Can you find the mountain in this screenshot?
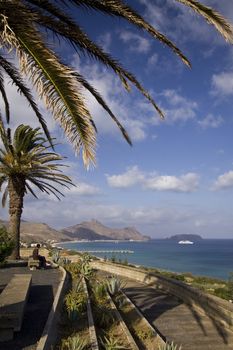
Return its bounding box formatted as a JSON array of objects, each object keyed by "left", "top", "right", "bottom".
[
  {"left": 62, "top": 219, "right": 150, "bottom": 241},
  {"left": 0, "top": 218, "right": 149, "bottom": 243},
  {"left": 167, "top": 234, "right": 203, "bottom": 241},
  {"left": 0, "top": 219, "right": 69, "bottom": 244}
]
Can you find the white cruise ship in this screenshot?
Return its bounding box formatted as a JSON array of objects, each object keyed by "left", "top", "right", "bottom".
[{"left": 178, "top": 240, "right": 194, "bottom": 245}]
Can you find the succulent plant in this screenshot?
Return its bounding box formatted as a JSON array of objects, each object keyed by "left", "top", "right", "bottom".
[
  {"left": 64, "top": 290, "right": 87, "bottom": 320},
  {"left": 61, "top": 335, "right": 87, "bottom": 350},
  {"left": 159, "top": 341, "right": 182, "bottom": 350},
  {"left": 107, "top": 277, "right": 124, "bottom": 296},
  {"left": 100, "top": 336, "right": 129, "bottom": 350}
]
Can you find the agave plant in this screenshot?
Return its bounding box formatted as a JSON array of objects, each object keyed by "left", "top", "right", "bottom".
[
  {"left": 94, "top": 281, "right": 108, "bottom": 300},
  {"left": 159, "top": 341, "right": 182, "bottom": 350},
  {"left": 100, "top": 336, "right": 128, "bottom": 350},
  {"left": 64, "top": 290, "right": 87, "bottom": 321},
  {"left": 61, "top": 335, "right": 87, "bottom": 350},
  {"left": 51, "top": 249, "right": 60, "bottom": 264},
  {"left": 65, "top": 262, "right": 81, "bottom": 279},
  {"left": 94, "top": 304, "right": 115, "bottom": 328},
  {"left": 107, "top": 277, "right": 125, "bottom": 296}
]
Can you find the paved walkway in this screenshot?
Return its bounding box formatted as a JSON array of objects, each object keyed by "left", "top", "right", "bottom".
[
  {"left": 0, "top": 264, "right": 62, "bottom": 350},
  {"left": 123, "top": 278, "right": 233, "bottom": 350}
]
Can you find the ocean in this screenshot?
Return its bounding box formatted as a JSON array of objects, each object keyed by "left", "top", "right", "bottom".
[{"left": 58, "top": 239, "right": 233, "bottom": 280}]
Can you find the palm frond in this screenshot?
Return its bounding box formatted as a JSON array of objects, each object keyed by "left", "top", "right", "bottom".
[
  {"left": 25, "top": 182, "right": 38, "bottom": 198},
  {"left": 71, "top": 0, "right": 233, "bottom": 44},
  {"left": 29, "top": 7, "right": 164, "bottom": 120},
  {"left": 73, "top": 72, "right": 132, "bottom": 145},
  {"left": 0, "top": 175, "right": 7, "bottom": 190},
  {"left": 66, "top": 0, "right": 191, "bottom": 66},
  {"left": 0, "top": 55, "right": 52, "bottom": 146},
  {"left": 176, "top": 0, "right": 233, "bottom": 43},
  {"left": 0, "top": 124, "right": 73, "bottom": 201},
  {"left": 0, "top": 69, "right": 9, "bottom": 122},
  {"left": 2, "top": 13, "right": 96, "bottom": 167},
  {"left": 1, "top": 184, "right": 8, "bottom": 207}
]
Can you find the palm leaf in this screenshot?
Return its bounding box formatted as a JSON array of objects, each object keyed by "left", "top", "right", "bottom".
[
  {"left": 5, "top": 15, "right": 96, "bottom": 166},
  {"left": 176, "top": 0, "right": 233, "bottom": 43},
  {"left": 29, "top": 7, "right": 164, "bottom": 120},
  {"left": 0, "top": 69, "right": 10, "bottom": 122},
  {"left": 72, "top": 0, "right": 233, "bottom": 44},
  {"left": 68, "top": 0, "right": 191, "bottom": 66},
  {"left": 0, "top": 55, "right": 52, "bottom": 146},
  {"left": 1, "top": 185, "right": 8, "bottom": 207}
]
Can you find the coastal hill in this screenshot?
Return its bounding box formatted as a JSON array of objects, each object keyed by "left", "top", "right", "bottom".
[
  {"left": 167, "top": 234, "right": 203, "bottom": 241},
  {"left": 0, "top": 218, "right": 68, "bottom": 244},
  {"left": 62, "top": 219, "right": 150, "bottom": 241},
  {"left": 0, "top": 218, "right": 149, "bottom": 243}
]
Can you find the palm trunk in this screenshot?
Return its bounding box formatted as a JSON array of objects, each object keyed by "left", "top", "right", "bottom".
[{"left": 8, "top": 176, "right": 25, "bottom": 260}]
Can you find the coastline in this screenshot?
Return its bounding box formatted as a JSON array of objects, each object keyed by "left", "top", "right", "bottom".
[
  {"left": 53, "top": 239, "right": 233, "bottom": 280},
  {"left": 53, "top": 239, "right": 147, "bottom": 245}
]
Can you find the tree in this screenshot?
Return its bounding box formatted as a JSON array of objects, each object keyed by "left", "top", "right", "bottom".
[
  {"left": 0, "top": 124, "right": 73, "bottom": 259},
  {"left": 0, "top": 225, "right": 14, "bottom": 263},
  {"left": 0, "top": 1, "right": 232, "bottom": 167}
]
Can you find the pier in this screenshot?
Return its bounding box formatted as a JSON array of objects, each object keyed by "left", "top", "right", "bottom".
[{"left": 79, "top": 250, "right": 134, "bottom": 254}]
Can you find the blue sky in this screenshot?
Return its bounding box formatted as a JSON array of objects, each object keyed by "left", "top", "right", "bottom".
[{"left": 1, "top": 0, "right": 233, "bottom": 238}]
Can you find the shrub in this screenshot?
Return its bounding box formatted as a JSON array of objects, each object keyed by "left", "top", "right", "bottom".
[
  {"left": 228, "top": 272, "right": 233, "bottom": 300},
  {"left": 213, "top": 287, "right": 230, "bottom": 300},
  {"left": 0, "top": 226, "right": 14, "bottom": 263}
]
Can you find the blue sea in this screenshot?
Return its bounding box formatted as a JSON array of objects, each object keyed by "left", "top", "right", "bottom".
[{"left": 58, "top": 239, "right": 233, "bottom": 280}]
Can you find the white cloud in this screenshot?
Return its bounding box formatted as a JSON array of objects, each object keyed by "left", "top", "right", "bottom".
[
  {"left": 148, "top": 53, "right": 159, "bottom": 66},
  {"left": 0, "top": 76, "right": 57, "bottom": 138},
  {"left": 198, "top": 114, "right": 223, "bottom": 129},
  {"left": 144, "top": 173, "right": 199, "bottom": 192},
  {"left": 212, "top": 71, "right": 233, "bottom": 96},
  {"left": 123, "top": 119, "right": 146, "bottom": 141},
  {"left": 64, "top": 182, "right": 101, "bottom": 196},
  {"left": 139, "top": 0, "right": 229, "bottom": 46},
  {"left": 71, "top": 56, "right": 150, "bottom": 142},
  {"left": 98, "top": 32, "right": 112, "bottom": 52},
  {"left": 156, "top": 89, "right": 198, "bottom": 124},
  {"left": 106, "top": 166, "right": 199, "bottom": 192},
  {"left": 106, "top": 166, "right": 145, "bottom": 188},
  {"left": 119, "top": 30, "right": 151, "bottom": 53},
  {"left": 213, "top": 171, "right": 233, "bottom": 190}
]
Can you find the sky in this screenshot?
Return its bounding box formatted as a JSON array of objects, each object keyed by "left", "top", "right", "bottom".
[{"left": 1, "top": 0, "right": 233, "bottom": 238}]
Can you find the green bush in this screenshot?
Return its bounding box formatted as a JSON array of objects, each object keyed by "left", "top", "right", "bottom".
[
  {"left": 213, "top": 287, "right": 230, "bottom": 300},
  {"left": 0, "top": 226, "right": 14, "bottom": 264}
]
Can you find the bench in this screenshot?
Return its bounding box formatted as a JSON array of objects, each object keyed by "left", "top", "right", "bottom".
[
  {"left": 28, "top": 256, "right": 40, "bottom": 270},
  {"left": 0, "top": 274, "right": 32, "bottom": 341}
]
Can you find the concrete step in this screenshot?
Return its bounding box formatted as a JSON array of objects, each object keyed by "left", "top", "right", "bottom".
[{"left": 123, "top": 281, "right": 233, "bottom": 350}]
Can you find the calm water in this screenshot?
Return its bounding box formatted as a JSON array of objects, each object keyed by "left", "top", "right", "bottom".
[{"left": 59, "top": 239, "right": 233, "bottom": 280}]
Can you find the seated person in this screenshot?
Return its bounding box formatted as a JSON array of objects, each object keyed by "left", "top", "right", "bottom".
[{"left": 32, "top": 244, "right": 46, "bottom": 268}]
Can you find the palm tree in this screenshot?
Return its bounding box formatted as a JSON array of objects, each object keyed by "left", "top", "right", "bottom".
[
  {"left": 0, "top": 124, "right": 73, "bottom": 259},
  {"left": 0, "top": 1, "right": 232, "bottom": 167}
]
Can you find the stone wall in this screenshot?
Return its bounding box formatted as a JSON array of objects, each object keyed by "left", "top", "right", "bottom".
[{"left": 91, "top": 260, "right": 233, "bottom": 329}]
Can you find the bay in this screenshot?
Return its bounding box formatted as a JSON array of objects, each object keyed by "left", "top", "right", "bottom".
[{"left": 58, "top": 239, "right": 233, "bottom": 280}]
